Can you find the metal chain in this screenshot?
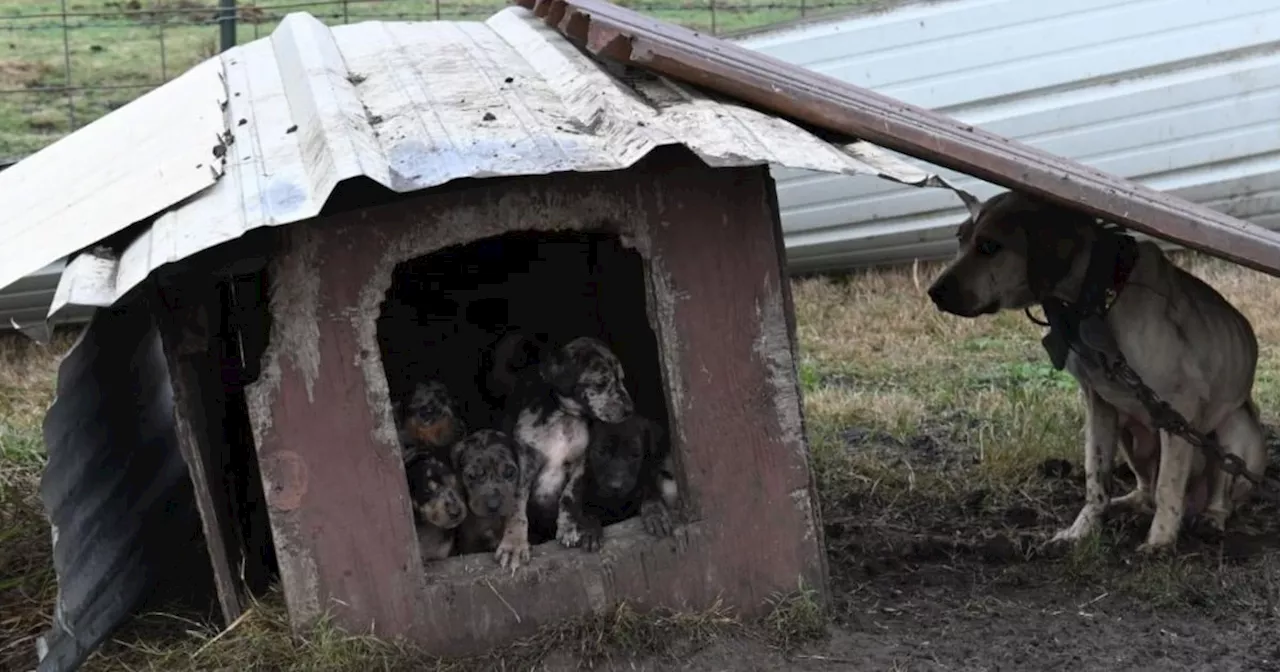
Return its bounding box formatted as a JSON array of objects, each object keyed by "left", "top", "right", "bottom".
[{"left": 1096, "top": 346, "right": 1280, "bottom": 500}]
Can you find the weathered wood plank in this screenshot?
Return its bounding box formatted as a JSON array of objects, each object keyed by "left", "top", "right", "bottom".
[{"left": 154, "top": 282, "right": 247, "bottom": 625}]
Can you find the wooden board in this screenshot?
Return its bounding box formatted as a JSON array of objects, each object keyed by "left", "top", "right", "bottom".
[{"left": 154, "top": 282, "right": 248, "bottom": 625}]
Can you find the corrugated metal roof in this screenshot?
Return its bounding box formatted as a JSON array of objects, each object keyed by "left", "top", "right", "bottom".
[
  {"left": 518, "top": 0, "right": 1280, "bottom": 279},
  {"left": 738, "top": 0, "right": 1280, "bottom": 271},
  {"left": 0, "top": 8, "right": 947, "bottom": 324}
]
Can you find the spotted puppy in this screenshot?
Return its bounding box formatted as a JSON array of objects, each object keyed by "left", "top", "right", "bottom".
[
  {"left": 396, "top": 380, "right": 467, "bottom": 451},
  {"left": 504, "top": 337, "right": 635, "bottom": 561},
  {"left": 450, "top": 429, "right": 538, "bottom": 565},
  {"left": 566, "top": 414, "right": 680, "bottom": 551},
  {"left": 403, "top": 445, "right": 468, "bottom": 561}
]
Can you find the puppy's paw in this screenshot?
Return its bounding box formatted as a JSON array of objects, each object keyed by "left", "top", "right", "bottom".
[
  {"left": 495, "top": 535, "right": 531, "bottom": 570},
  {"left": 580, "top": 519, "right": 604, "bottom": 553},
  {"left": 641, "top": 499, "right": 674, "bottom": 538},
  {"left": 556, "top": 516, "right": 583, "bottom": 549}
]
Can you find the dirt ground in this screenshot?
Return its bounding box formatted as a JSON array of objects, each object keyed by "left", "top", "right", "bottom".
[{"left": 541, "top": 426, "right": 1280, "bottom": 672}]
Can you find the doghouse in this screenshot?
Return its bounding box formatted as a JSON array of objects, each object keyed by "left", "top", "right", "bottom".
[{"left": 3, "top": 8, "right": 972, "bottom": 668}]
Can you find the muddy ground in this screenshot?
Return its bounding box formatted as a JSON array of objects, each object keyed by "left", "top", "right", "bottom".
[{"left": 545, "top": 424, "right": 1280, "bottom": 672}]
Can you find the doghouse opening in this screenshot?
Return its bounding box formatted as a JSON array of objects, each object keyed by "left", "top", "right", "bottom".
[{"left": 375, "top": 230, "right": 675, "bottom": 569}]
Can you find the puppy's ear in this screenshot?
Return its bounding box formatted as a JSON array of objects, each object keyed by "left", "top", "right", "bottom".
[
  {"left": 539, "top": 349, "right": 578, "bottom": 396},
  {"left": 449, "top": 438, "right": 468, "bottom": 471}
]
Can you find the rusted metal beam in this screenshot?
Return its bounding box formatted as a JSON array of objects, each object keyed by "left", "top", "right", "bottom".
[{"left": 516, "top": 0, "right": 1280, "bottom": 278}]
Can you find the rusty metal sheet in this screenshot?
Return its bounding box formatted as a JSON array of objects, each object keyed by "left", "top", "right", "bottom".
[
  {"left": 31, "top": 8, "right": 957, "bottom": 328},
  {"left": 516, "top": 0, "right": 1280, "bottom": 278},
  {"left": 35, "top": 296, "right": 211, "bottom": 672}
]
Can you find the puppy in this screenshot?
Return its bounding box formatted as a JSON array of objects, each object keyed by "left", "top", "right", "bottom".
[
  {"left": 403, "top": 445, "right": 468, "bottom": 561},
  {"left": 482, "top": 331, "right": 551, "bottom": 406},
  {"left": 927, "top": 190, "right": 1267, "bottom": 553},
  {"left": 502, "top": 337, "right": 635, "bottom": 564},
  {"left": 565, "top": 414, "right": 679, "bottom": 551},
  {"left": 396, "top": 380, "right": 466, "bottom": 450},
  {"left": 450, "top": 429, "right": 538, "bottom": 564}
]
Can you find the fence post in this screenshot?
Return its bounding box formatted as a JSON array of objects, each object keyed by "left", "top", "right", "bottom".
[{"left": 218, "top": 0, "right": 237, "bottom": 53}]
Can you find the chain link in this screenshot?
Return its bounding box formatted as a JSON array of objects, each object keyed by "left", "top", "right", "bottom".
[{"left": 1096, "top": 346, "right": 1280, "bottom": 498}]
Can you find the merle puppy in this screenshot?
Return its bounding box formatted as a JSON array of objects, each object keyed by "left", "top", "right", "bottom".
[
  {"left": 450, "top": 429, "right": 538, "bottom": 566},
  {"left": 565, "top": 414, "right": 680, "bottom": 551},
  {"left": 502, "top": 336, "right": 635, "bottom": 561},
  {"left": 396, "top": 380, "right": 466, "bottom": 451},
  {"left": 402, "top": 445, "right": 468, "bottom": 561}
]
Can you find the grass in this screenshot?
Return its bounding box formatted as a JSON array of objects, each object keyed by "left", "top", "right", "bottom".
[
  {"left": 4, "top": 251, "right": 1280, "bottom": 669},
  {"left": 0, "top": 0, "right": 882, "bottom": 158}
]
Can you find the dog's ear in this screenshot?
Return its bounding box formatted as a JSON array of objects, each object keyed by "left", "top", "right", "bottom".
[
  {"left": 956, "top": 189, "right": 983, "bottom": 220},
  {"left": 1025, "top": 211, "right": 1086, "bottom": 298},
  {"left": 539, "top": 349, "right": 578, "bottom": 396},
  {"left": 449, "top": 437, "right": 468, "bottom": 471}
]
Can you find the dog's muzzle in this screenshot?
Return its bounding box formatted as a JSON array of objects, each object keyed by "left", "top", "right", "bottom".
[{"left": 927, "top": 274, "right": 993, "bottom": 317}]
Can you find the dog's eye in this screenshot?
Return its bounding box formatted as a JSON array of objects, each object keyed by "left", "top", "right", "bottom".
[
  {"left": 975, "top": 238, "right": 1002, "bottom": 256},
  {"left": 502, "top": 465, "right": 516, "bottom": 480}
]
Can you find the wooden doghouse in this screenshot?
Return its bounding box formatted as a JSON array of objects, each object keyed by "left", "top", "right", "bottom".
[
  {"left": 22, "top": 8, "right": 968, "bottom": 663},
  {"left": 211, "top": 146, "right": 827, "bottom": 650}
]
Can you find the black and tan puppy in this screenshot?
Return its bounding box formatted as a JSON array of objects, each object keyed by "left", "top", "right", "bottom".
[
  {"left": 563, "top": 414, "right": 680, "bottom": 551},
  {"left": 396, "top": 380, "right": 466, "bottom": 451},
  {"left": 403, "top": 445, "right": 468, "bottom": 561},
  {"left": 503, "top": 336, "right": 635, "bottom": 562},
  {"left": 450, "top": 429, "right": 538, "bottom": 565}
]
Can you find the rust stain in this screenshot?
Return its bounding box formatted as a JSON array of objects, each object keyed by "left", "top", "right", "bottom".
[{"left": 261, "top": 451, "right": 309, "bottom": 512}]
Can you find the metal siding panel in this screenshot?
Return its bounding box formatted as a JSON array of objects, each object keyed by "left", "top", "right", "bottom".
[{"left": 736, "top": 0, "right": 1280, "bottom": 271}]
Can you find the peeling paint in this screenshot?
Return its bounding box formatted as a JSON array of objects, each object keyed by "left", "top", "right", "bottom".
[
  {"left": 245, "top": 229, "right": 322, "bottom": 446},
  {"left": 752, "top": 274, "right": 805, "bottom": 453}
]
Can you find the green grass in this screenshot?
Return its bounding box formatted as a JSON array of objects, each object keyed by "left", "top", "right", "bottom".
[{"left": 0, "top": 0, "right": 880, "bottom": 158}]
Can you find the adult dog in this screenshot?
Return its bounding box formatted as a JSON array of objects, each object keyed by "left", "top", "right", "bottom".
[{"left": 926, "top": 190, "right": 1266, "bottom": 554}]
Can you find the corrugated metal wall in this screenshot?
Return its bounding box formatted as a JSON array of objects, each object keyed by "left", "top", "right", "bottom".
[
  {"left": 739, "top": 0, "right": 1280, "bottom": 272},
  {"left": 6, "top": 0, "right": 1280, "bottom": 329}
]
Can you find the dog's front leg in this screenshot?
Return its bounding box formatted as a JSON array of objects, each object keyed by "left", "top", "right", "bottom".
[
  {"left": 1138, "top": 430, "right": 1194, "bottom": 554},
  {"left": 495, "top": 449, "right": 537, "bottom": 570},
  {"left": 555, "top": 459, "right": 602, "bottom": 551},
  {"left": 1048, "top": 388, "right": 1118, "bottom": 547}
]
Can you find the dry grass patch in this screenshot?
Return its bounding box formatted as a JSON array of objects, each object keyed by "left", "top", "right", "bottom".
[{"left": 797, "top": 250, "right": 1280, "bottom": 618}]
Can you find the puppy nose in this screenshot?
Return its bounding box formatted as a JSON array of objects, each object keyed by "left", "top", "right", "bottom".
[
  {"left": 484, "top": 494, "right": 502, "bottom": 514},
  {"left": 446, "top": 500, "right": 462, "bottom": 518},
  {"left": 927, "top": 275, "right": 957, "bottom": 307}
]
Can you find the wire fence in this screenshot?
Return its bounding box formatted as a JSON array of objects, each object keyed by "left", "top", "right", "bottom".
[{"left": 0, "top": 0, "right": 874, "bottom": 161}]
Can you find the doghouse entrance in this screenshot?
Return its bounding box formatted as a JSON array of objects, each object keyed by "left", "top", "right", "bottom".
[{"left": 375, "top": 229, "right": 674, "bottom": 566}]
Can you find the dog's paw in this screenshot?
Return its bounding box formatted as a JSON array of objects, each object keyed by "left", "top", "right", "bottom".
[
  {"left": 556, "top": 517, "right": 583, "bottom": 549},
  {"left": 1135, "top": 539, "right": 1175, "bottom": 557},
  {"left": 1036, "top": 535, "right": 1074, "bottom": 559},
  {"left": 641, "top": 499, "right": 674, "bottom": 538},
  {"left": 580, "top": 520, "right": 604, "bottom": 552},
  {"left": 495, "top": 535, "right": 531, "bottom": 570}
]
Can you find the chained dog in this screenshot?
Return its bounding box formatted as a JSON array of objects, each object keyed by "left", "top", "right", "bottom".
[
  {"left": 927, "top": 190, "right": 1267, "bottom": 554},
  {"left": 450, "top": 429, "right": 538, "bottom": 563},
  {"left": 564, "top": 414, "right": 679, "bottom": 551},
  {"left": 500, "top": 336, "right": 635, "bottom": 566}
]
